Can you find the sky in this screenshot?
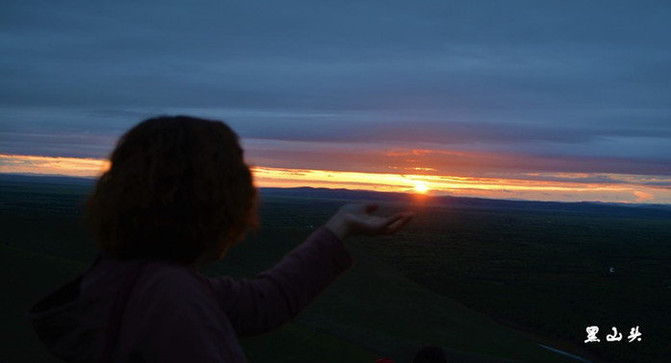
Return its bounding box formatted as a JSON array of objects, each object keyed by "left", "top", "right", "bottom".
[{"left": 1, "top": 0, "right": 670, "bottom": 203}]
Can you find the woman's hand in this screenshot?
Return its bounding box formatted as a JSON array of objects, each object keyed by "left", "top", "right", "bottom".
[{"left": 325, "top": 203, "right": 414, "bottom": 241}]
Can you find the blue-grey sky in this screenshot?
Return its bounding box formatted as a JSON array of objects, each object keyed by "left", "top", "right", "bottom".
[{"left": 1, "top": 0, "right": 670, "bottom": 192}]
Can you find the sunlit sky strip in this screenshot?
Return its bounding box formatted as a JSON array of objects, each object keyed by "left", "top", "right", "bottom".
[{"left": 1, "top": 154, "right": 669, "bottom": 204}]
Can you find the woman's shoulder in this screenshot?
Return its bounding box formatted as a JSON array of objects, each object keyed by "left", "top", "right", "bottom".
[
  {"left": 134, "top": 260, "right": 213, "bottom": 303},
  {"left": 84, "top": 256, "right": 214, "bottom": 309}
]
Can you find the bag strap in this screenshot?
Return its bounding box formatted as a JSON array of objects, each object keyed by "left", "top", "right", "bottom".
[{"left": 100, "top": 261, "right": 149, "bottom": 363}]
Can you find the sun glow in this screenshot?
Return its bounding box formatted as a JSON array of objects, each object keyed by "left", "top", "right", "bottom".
[{"left": 414, "top": 182, "right": 429, "bottom": 194}]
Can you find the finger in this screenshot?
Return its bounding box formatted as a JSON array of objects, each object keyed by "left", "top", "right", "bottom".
[
  {"left": 365, "top": 203, "right": 379, "bottom": 214},
  {"left": 384, "top": 217, "right": 407, "bottom": 233},
  {"left": 380, "top": 213, "right": 404, "bottom": 227},
  {"left": 382, "top": 214, "right": 413, "bottom": 234},
  {"left": 383, "top": 217, "right": 409, "bottom": 235},
  {"left": 362, "top": 213, "right": 402, "bottom": 233},
  {"left": 382, "top": 211, "right": 414, "bottom": 225}
]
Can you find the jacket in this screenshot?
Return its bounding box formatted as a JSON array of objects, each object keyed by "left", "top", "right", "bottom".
[{"left": 28, "top": 226, "right": 352, "bottom": 362}]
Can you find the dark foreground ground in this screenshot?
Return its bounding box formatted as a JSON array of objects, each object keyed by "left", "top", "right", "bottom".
[{"left": 1, "top": 174, "right": 669, "bottom": 362}]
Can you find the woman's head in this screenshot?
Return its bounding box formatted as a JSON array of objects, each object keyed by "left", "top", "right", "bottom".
[{"left": 87, "top": 116, "right": 258, "bottom": 265}]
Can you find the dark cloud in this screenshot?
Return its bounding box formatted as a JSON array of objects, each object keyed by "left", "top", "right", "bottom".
[{"left": 1, "top": 0, "right": 670, "bottom": 179}]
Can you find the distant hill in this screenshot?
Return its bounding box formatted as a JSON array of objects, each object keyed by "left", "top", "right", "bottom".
[
  {"left": 260, "top": 186, "right": 671, "bottom": 218},
  {"left": 0, "top": 173, "right": 96, "bottom": 186}
]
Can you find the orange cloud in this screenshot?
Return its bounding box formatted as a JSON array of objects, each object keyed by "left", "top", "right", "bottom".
[
  {"left": 634, "top": 191, "right": 654, "bottom": 203},
  {"left": 0, "top": 154, "right": 110, "bottom": 177}
]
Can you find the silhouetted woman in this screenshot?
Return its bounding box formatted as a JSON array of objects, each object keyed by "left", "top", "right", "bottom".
[{"left": 28, "top": 116, "right": 412, "bottom": 362}]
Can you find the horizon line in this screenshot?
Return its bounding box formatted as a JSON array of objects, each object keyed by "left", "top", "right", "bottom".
[
  {"left": 1, "top": 153, "right": 670, "bottom": 205},
  {"left": 1, "top": 170, "right": 670, "bottom": 207}
]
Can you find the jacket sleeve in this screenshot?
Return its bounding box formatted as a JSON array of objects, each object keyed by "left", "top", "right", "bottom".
[{"left": 206, "top": 226, "right": 353, "bottom": 337}]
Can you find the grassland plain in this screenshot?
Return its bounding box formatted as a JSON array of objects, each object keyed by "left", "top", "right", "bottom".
[
  {"left": 359, "top": 203, "right": 671, "bottom": 362},
  {"left": 2, "top": 174, "right": 669, "bottom": 361}
]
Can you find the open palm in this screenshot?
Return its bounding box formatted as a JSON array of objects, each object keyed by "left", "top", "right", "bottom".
[{"left": 325, "top": 203, "right": 413, "bottom": 240}]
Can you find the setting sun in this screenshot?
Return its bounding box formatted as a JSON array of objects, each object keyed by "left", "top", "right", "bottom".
[{"left": 414, "top": 182, "right": 429, "bottom": 194}]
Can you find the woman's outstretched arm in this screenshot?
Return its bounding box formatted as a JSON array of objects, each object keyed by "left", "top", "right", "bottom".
[{"left": 205, "top": 203, "right": 413, "bottom": 337}]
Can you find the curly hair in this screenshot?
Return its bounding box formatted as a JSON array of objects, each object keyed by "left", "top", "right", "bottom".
[{"left": 87, "top": 116, "right": 258, "bottom": 265}]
